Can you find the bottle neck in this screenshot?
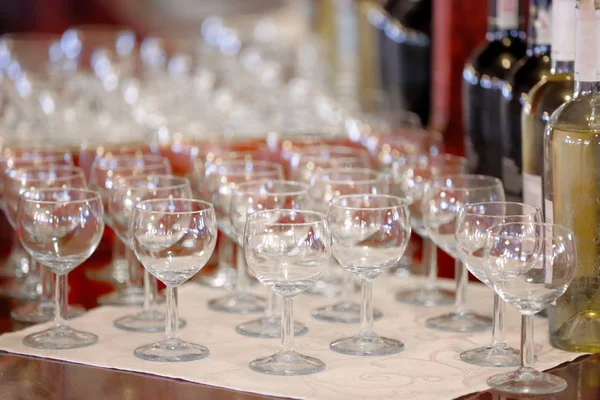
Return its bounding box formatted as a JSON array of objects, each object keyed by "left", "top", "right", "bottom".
[
  {"left": 552, "top": 0, "right": 576, "bottom": 69},
  {"left": 574, "top": 0, "right": 600, "bottom": 98},
  {"left": 488, "top": 0, "right": 521, "bottom": 37},
  {"left": 528, "top": 0, "right": 552, "bottom": 52}
]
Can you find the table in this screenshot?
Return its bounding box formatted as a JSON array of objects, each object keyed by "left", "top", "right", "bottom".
[{"left": 0, "top": 253, "right": 597, "bottom": 400}]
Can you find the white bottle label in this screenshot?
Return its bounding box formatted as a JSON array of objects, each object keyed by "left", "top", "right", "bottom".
[
  {"left": 496, "top": 0, "right": 519, "bottom": 30},
  {"left": 575, "top": 0, "right": 599, "bottom": 81},
  {"left": 535, "top": 6, "right": 552, "bottom": 45},
  {"left": 523, "top": 173, "right": 543, "bottom": 209},
  {"left": 552, "top": 0, "right": 577, "bottom": 61}
]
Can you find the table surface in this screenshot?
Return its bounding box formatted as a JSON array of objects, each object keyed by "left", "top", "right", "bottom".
[{"left": 0, "top": 248, "right": 597, "bottom": 400}]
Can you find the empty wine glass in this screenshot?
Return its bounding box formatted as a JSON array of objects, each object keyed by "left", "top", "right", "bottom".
[
  {"left": 204, "top": 159, "right": 283, "bottom": 314},
  {"left": 244, "top": 209, "right": 331, "bottom": 375},
  {"left": 18, "top": 188, "right": 104, "bottom": 349},
  {"left": 328, "top": 194, "right": 411, "bottom": 356},
  {"left": 131, "top": 199, "right": 217, "bottom": 362},
  {"left": 484, "top": 222, "right": 576, "bottom": 394},
  {"left": 230, "top": 179, "right": 310, "bottom": 338},
  {"left": 90, "top": 154, "right": 172, "bottom": 306},
  {"left": 393, "top": 153, "right": 468, "bottom": 307},
  {"left": 309, "top": 167, "right": 386, "bottom": 322},
  {"left": 108, "top": 175, "right": 192, "bottom": 332},
  {"left": 4, "top": 165, "right": 87, "bottom": 323},
  {"left": 423, "top": 174, "right": 505, "bottom": 332},
  {"left": 456, "top": 202, "right": 542, "bottom": 367}
]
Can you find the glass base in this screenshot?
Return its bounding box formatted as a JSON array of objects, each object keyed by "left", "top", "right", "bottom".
[
  {"left": 0, "top": 275, "right": 42, "bottom": 301},
  {"left": 134, "top": 337, "right": 209, "bottom": 362},
  {"left": 196, "top": 267, "right": 236, "bottom": 290},
  {"left": 84, "top": 258, "right": 130, "bottom": 285},
  {"left": 23, "top": 325, "right": 98, "bottom": 350},
  {"left": 97, "top": 286, "right": 146, "bottom": 307},
  {"left": 11, "top": 301, "right": 85, "bottom": 323},
  {"left": 208, "top": 292, "right": 265, "bottom": 314},
  {"left": 426, "top": 310, "right": 492, "bottom": 332},
  {"left": 114, "top": 310, "right": 187, "bottom": 333},
  {"left": 305, "top": 275, "right": 343, "bottom": 298},
  {"left": 249, "top": 350, "right": 325, "bottom": 376},
  {"left": 396, "top": 286, "right": 455, "bottom": 307},
  {"left": 311, "top": 300, "right": 383, "bottom": 323},
  {"left": 236, "top": 316, "right": 308, "bottom": 338},
  {"left": 330, "top": 333, "right": 404, "bottom": 356},
  {"left": 460, "top": 344, "right": 521, "bottom": 367},
  {"left": 487, "top": 367, "right": 568, "bottom": 395}
]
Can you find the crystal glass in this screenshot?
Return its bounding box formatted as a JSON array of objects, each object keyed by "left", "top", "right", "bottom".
[
  {"left": 456, "top": 202, "right": 542, "bottom": 367},
  {"left": 393, "top": 153, "right": 468, "bottom": 307},
  {"left": 244, "top": 209, "right": 330, "bottom": 375},
  {"left": 308, "top": 167, "right": 386, "bottom": 322},
  {"left": 484, "top": 222, "right": 576, "bottom": 394},
  {"left": 288, "top": 145, "right": 371, "bottom": 183},
  {"left": 108, "top": 175, "right": 192, "bottom": 332},
  {"left": 131, "top": 199, "right": 217, "bottom": 362},
  {"left": 328, "top": 194, "right": 411, "bottom": 356},
  {"left": 423, "top": 174, "right": 505, "bottom": 332},
  {"left": 89, "top": 154, "right": 172, "bottom": 306},
  {"left": 18, "top": 188, "right": 104, "bottom": 349},
  {"left": 230, "top": 179, "right": 310, "bottom": 338},
  {"left": 4, "top": 165, "right": 87, "bottom": 323},
  {"left": 204, "top": 159, "right": 283, "bottom": 314}
]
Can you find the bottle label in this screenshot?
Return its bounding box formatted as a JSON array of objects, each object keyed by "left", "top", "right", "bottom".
[
  {"left": 575, "top": 0, "right": 599, "bottom": 81},
  {"left": 552, "top": 0, "right": 577, "bottom": 61},
  {"left": 523, "top": 173, "right": 543, "bottom": 209},
  {"left": 495, "top": 0, "right": 520, "bottom": 30},
  {"left": 534, "top": 4, "right": 552, "bottom": 45}
]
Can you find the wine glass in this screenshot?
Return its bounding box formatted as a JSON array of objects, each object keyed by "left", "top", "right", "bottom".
[
  {"left": 89, "top": 154, "right": 172, "bottom": 306},
  {"left": 328, "top": 194, "right": 411, "bottom": 356},
  {"left": 244, "top": 209, "right": 331, "bottom": 375},
  {"left": 422, "top": 174, "right": 505, "bottom": 332},
  {"left": 288, "top": 145, "right": 371, "bottom": 182},
  {"left": 230, "top": 179, "right": 310, "bottom": 338},
  {"left": 456, "top": 202, "right": 542, "bottom": 367},
  {"left": 108, "top": 175, "right": 192, "bottom": 332},
  {"left": 18, "top": 188, "right": 104, "bottom": 349},
  {"left": 484, "top": 222, "right": 576, "bottom": 394},
  {"left": 393, "top": 153, "right": 468, "bottom": 307},
  {"left": 308, "top": 167, "right": 386, "bottom": 322},
  {"left": 204, "top": 159, "right": 284, "bottom": 314},
  {"left": 131, "top": 199, "right": 217, "bottom": 362},
  {"left": 4, "top": 165, "right": 87, "bottom": 323}
]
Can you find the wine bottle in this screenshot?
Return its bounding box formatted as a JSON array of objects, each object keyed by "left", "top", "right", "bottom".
[
  {"left": 501, "top": 0, "right": 552, "bottom": 201},
  {"left": 463, "top": 0, "right": 527, "bottom": 178},
  {"left": 546, "top": 0, "right": 600, "bottom": 352},
  {"left": 522, "top": 0, "right": 575, "bottom": 212}
]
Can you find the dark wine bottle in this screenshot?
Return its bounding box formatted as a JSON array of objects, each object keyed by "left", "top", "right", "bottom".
[
  {"left": 463, "top": 0, "right": 527, "bottom": 178},
  {"left": 501, "top": 0, "right": 552, "bottom": 201}
]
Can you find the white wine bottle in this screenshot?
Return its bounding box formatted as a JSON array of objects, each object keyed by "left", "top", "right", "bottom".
[
  {"left": 522, "top": 0, "right": 576, "bottom": 213},
  {"left": 545, "top": 0, "right": 600, "bottom": 352}
]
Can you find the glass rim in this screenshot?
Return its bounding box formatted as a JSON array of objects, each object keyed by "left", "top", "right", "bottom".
[
  {"left": 246, "top": 208, "right": 328, "bottom": 226},
  {"left": 312, "top": 167, "right": 384, "bottom": 183},
  {"left": 134, "top": 198, "right": 215, "bottom": 215},
  {"left": 92, "top": 158, "right": 170, "bottom": 174},
  {"left": 233, "top": 179, "right": 309, "bottom": 196},
  {"left": 19, "top": 188, "right": 102, "bottom": 205},
  {"left": 486, "top": 221, "right": 574, "bottom": 239},
  {"left": 460, "top": 201, "right": 541, "bottom": 217},
  {"left": 114, "top": 174, "right": 190, "bottom": 190},
  {"left": 93, "top": 153, "right": 167, "bottom": 167},
  {"left": 0, "top": 150, "right": 71, "bottom": 163},
  {"left": 328, "top": 194, "right": 409, "bottom": 211},
  {"left": 205, "top": 160, "right": 283, "bottom": 176},
  {"left": 429, "top": 174, "right": 503, "bottom": 190},
  {"left": 5, "top": 165, "right": 84, "bottom": 181}
]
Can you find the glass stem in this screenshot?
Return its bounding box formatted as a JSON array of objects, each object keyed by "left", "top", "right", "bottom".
[
  {"left": 281, "top": 297, "right": 294, "bottom": 352},
  {"left": 423, "top": 238, "right": 438, "bottom": 289},
  {"left": 143, "top": 270, "right": 159, "bottom": 312},
  {"left": 126, "top": 247, "right": 138, "bottom": 287},
  {"left": 40, "top": 263, "right": 53, "bottom": 302},
  {"left": 454, "top": 259, "right": 468, "bottom": 314},
  {"left": 265, "top": 291, "right": 277, "bottom": 319},
  {"left": 520, "top": 314, "right": 535, "bottom": 370},
  {"left": 490, "top": 293, "right": 507, "bottom": 347},
  {"left": 54, "top": 274, "right": 68, "bottom": 328},
  {"left": 359, "top": 280, "right": 374, "bottom": 337},
  {"left": 341, "top": 269, "right": 352, "bottom": 300},
  {"left": 29, "top": 256, "right": 38, "bottom": 275},
  {"left": 236, "top": 245, "right": 248, "bottom": 293},
  {"left": 217, "top": 236, "right": 234, "bottom": 272},
  {"left": 165, "top": 286, "right": 179, "bottom": 341}
]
